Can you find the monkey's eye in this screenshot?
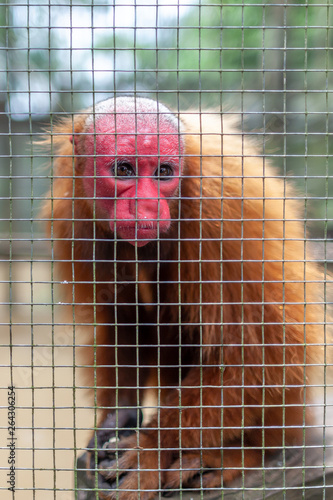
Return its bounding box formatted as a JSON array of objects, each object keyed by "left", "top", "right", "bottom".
[
  {"left": 155, "top": 164, "right": 174, "bottom": 180},
  {"left": 113, "top": 161, "right": 135, "bottom": 178}
]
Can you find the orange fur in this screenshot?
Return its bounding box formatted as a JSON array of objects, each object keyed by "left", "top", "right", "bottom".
[{"left": 44, "top": 108, "right": 323, "bottom": 499}]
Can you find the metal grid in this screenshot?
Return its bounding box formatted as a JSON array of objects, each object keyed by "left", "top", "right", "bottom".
[{"left": 1, "top": 1, "right": 332, "bottom": 499}]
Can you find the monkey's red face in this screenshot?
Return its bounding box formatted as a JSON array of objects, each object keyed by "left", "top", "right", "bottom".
[{"left": 77, "top": 106, "right": 183, "bottom": 247}]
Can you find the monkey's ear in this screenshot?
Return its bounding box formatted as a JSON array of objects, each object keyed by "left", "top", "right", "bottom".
[{"left": 69, "top": 134, "right": 82, "bottom": 155}]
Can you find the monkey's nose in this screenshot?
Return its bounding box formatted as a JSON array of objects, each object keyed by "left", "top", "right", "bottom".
[{"left": 129, "top": 198, "right": 161, "bottom": 220}]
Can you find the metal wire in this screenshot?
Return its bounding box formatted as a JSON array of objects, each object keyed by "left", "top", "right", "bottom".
[{"left": 1, "top": 1, "right": 332, "bottom": 499}]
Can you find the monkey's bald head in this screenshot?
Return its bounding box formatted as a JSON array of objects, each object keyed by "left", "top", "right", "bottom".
[
  {"left": 85, "top": 96, "right": 182, "bottom": 137},
  {"left": 72, "top": 97, "right": 184, "bottom": 247}
]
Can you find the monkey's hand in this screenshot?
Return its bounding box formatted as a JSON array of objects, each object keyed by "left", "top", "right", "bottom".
[
  {"left": 98, "top": 430, "right": 163, "bottom": 500},
  {"left": 98, "top": 428, "right": 262, "bottom": 499},
  {"left": 97, "top": 428, "right": 242, "bottom": 500},
  {"left": 94, "top": 377, "right": 264, "bottom": 499},
  {"left": 85, "top": 408, "right": 143, "bottom": 494}
]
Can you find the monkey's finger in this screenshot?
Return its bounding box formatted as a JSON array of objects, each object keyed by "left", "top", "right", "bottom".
[
  {"left": 163, "top": 455, "right": 202, "bottom": 490},
  {"left": 97, "top": 470, "right": 127, "bottom": 498},
  {"left": 98, "top": 448, "right": 138, "bottom": 484},
  {"left": 87, "top": 408, "right": 142, "bottom": 457},
  {"left": 185, "top": 469, "right": 222, "bottom": 489}
]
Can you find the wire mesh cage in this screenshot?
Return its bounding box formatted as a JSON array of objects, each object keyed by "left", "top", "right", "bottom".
[{"left": 1, "top": 1, "right": 332, "bottom": 499}]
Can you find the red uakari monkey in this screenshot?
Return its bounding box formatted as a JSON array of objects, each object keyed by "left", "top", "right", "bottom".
[{"left": 45, "top": 96, "right": 322, "bottom": 499}]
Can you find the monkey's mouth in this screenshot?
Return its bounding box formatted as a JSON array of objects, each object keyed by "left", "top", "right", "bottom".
[
  {"left": 113, "top": 221, "right": 170, "bottom": 247},
  {"left": 115, "top": 222, "right": 157, "bottom": 233},
  {"left": 116, "top": 222, "right": 156, "bottom": 230}
]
